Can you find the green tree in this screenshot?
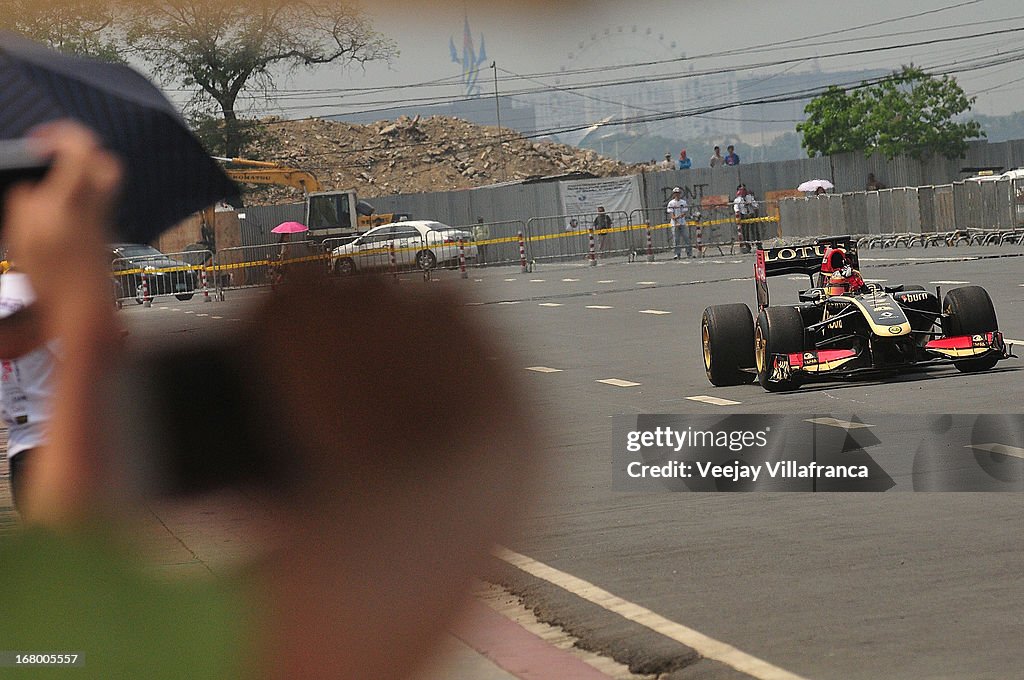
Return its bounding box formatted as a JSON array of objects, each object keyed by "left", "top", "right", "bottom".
[
  {"left": 0, "top": 0, "right": 123, "bottom": 61},
  {"left": 124, "top": 0, "right": 397, "bottom": 156},
  {"left": 798, "top": 66, "right": 984, "bottom": 160}
]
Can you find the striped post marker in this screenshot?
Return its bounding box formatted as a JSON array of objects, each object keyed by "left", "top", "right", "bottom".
[
  {"left": 459, "top": 238, "right": 468, "bottom": 279},
  {"left": 141, "top": 272, "right": 152, "bottom": 308},
  {"left": 646, "top": 225, "right": 654, "bottom": 262},
  {"left": 588, "top": 227, "right": 597, "bottom": 267},
  {"left": 200, "top": 266, "right": 211, "bottom": 302},
  {"left": 696, "top": 220, "right": 703, "bottom": 257},
  {"left": 519, "top": 231, "right": 528, "bottom": 274}
]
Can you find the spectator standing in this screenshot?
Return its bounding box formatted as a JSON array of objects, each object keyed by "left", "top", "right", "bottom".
[
  {"left": 725, "top": 145, "right": 740, "bottom": 166},
  {"left": 733, "top": 185, "right": 756, "bottom": 253},
  {"left": 473, "top": 217, "right": 490, "bottom": 266},
  {"left": 666, "top": 187, "right": 691, "bottom": 259},
  {"left": 709, "top": 146, "right": 724, "bottom": 168},
  {"left": 593, "top": 206, "right": 613, "bottom": 256},
  {"left": 660, "top": 153, "right": 674, "bottom": 171},
  {"left": 866, "top": 173, "right": 887, "bottom": 191},
  {"left": 741, "top": 184, "right": 762, "bottom": 246},
  {"left": 677, "top": 149, "right": 692, "bottom": 170}
]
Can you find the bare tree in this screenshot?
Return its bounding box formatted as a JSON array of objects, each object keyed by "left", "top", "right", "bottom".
[
  {"left": 0, "top": 0, "right": 122, "bottom": 60},
  {"left": 124, "top": 0, "right": 397, "bottom": 156}
]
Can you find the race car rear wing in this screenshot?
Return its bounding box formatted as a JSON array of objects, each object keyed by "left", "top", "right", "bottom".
[{"left": 755, "top": 236, "right": 859, "bottom": 309}]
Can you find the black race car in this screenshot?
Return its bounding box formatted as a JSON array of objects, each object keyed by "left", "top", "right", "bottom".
[{"left": 701, "top": 236, "right": 1013, "bottom": 392}]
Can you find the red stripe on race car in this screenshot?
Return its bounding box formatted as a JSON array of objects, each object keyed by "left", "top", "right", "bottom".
[
  {"left": 788, "top": 349, "right": 857, "bottom": 368},
  {"left": 926, "top": 333, "right": 993, "bottom": 350}
]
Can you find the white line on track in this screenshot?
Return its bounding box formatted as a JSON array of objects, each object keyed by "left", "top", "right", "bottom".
[
  {"left": 1004, "top": 338, "right": 1024, "bottom": 346},
  {"left": 538, "top": 303, "right": 563, "bottom": 307},
  {"left": 966, "top": 443, "right": 1024, "bottom": 459},
  {"left": 530, "top": 279, "right": 546, "bottom": 283},
  {"left": 596, "top": 378, "right": 641, "bottom": 387},
  {"left": 806, "top": 417, "right": 874, "bottom": 429},
  {"left": 639, "top": 309, "right": 671, "bottom": 315},
  {"left": 496, "top": 548, "right": 808, "bottom": 680},
  {"left": 196, "top": 314, "right": 209, "bottom": 317},
  {"left": 637, "top": 281, "right": 657, "bottom": 285},
  {"left": 525, "top": 366, "right": 563, "bottom": 373},
  {"left": 598, "top": 280, "right": 616, "bottom": 284},
  {"left": 562, "top": 278, "right": 580, "bottom": 282},
  {"left": 687, "top": 395, "right": 740, "bottom": 406},
  {"left": 498, "top": 301, "right": 522, "bottom": 305},
  {"left": 504, "top": 278, "right": 518, "bottom": 282},
  {"left": 929, "top": 280, "right": 970, "bottom": 284},
  {"left": 212, "top": 316, "right": 223, "bottom": 319},
  {"left": 183, "top": 311, "right": 194, "bottom": 314},
  {"left": 586, "top": 305, "right": 613, "bottom": 309}
]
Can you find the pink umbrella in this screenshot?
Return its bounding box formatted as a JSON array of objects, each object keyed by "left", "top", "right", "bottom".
[{"left": 271, "top": 221, "right": 309, "bottom": 234}]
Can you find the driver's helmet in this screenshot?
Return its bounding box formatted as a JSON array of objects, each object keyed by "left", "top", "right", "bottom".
[
  {"left": 820, "top": 247, "right": 848, "bottom": 274},
  {"left": 822, "top": 247, "right": 864, "bottom": 296}
]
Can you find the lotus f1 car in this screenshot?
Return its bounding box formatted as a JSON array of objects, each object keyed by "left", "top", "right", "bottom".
[{"left": 701, "top": 236, "right": 1014, "bottom": 391}]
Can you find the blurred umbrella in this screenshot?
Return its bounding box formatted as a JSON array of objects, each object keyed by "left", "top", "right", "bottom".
[
  {"left": 797, "top": 179, "right": 834, "bottom": 193},
  {"left": 0, "top": 31, "right": 238, "bottom": 243},
  {"left": 271, "top": 221, "right": 309, "bottom": 234}
]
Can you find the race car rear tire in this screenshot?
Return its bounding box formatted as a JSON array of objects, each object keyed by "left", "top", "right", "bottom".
[
  {"left": 701, "top": 304, "right": 755, "bottom": 386},
  {"left": 942, "top": 286, "right": 999, "bottom": 372},
  {"left": 755, "top": 306, "right": 805, "bottom": 392}
]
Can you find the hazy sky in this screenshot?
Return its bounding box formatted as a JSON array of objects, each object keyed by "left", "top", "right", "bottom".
[{"left": 219, "top": 0, "right": 1024, "bottom": 124}]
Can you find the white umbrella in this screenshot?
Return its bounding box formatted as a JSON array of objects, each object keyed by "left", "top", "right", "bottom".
[{"left": 798, "top": 179, "right": 835, "bottom": 193}]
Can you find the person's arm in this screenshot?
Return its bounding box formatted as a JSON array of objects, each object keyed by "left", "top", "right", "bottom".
[
  {"left": 2, "top": 122, "right": 123, "bottom": 527},
  {"left": 0, "top": 305, "right": 44, "bottom": 359}
]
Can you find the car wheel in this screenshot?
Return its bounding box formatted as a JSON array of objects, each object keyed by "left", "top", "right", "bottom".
[
  {"left": 175, "top": 293, "right": 195, "bottom": 301},
  {"left": 416, "top": 249, "right": 437, "bottom": 271},
  {"left": 701, "top": 304, "right": 756, "bottom": 386},
  {"left": 941, "top": 286, "right": 999, "bottom": 372},
  {"left": 334, "top": 258, "right": 356, "bottom": 276},
  {"left": 755, "top": 306, "right": 805, "bottom": 392}
]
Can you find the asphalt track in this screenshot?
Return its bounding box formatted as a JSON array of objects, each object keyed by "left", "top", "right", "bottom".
[{"left": 121, "top": 245, "right": 1024, "bottom": 680}]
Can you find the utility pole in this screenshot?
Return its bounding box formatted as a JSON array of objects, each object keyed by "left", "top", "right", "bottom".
[{"left": 492, "top": 61, "right": 507, "bottom": 181}]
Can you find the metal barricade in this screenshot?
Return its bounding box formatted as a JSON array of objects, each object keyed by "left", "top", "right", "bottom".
[
  {"left": 449, "top": 219, "right": 527, "bottom": 268},
  {"left": 212, "top": 241, "right": 326, "bottom": 291},
  {"left": 112, "top": 248, "right": 213, "bottom": 307},
  {"left": 524, "top": 211, "right": 632, "bottom": 264}
]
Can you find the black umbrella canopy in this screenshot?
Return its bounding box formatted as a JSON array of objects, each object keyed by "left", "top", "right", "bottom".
[{"left": 0, "top": 31, "right": 238, "bottom": 244}]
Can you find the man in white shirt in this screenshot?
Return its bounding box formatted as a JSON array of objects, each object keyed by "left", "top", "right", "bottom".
[
  {"left": 666, "top": 187, "right": 691, "bottom": 259},
  {"left": 733, "top": 185, "right": 760, "bottom": 253}
]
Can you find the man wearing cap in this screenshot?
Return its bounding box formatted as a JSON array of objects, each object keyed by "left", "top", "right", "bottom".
[
  {"left": 660, "top": 153, "right": 674, "bottom": 171},
  {"left": 666, "top": 187, "right": 690, "bottom": 259}
]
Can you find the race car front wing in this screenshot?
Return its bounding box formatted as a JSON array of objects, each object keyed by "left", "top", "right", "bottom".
[{"left": 766, "top": 332, "right": 1012, "bottom": 383}]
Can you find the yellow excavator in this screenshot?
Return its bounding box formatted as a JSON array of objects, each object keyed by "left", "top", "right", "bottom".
[{"left": 198, "top": 157, "right": 408, "bottom": 249}]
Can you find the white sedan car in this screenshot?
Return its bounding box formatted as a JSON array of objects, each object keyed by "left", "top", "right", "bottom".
[{"left": 331, "top": 220, "right": 478, "bottom": 275}]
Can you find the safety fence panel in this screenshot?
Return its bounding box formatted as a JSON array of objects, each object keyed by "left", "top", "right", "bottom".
[
  {"left": 212, "top": 241, "right": 327, "bottom": 291},
  {"left": 524, "top": 211, "right": 632, "bottom": 264},
  {"left": 112, "top": 249, "right": 215, "bottom": 306},
  {"left": 449, "top": 219, "right": 528, "bottom": 268}
]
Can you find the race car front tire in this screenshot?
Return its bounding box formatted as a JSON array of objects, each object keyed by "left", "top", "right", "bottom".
[
  {"left": 701, "top": 304, "right": 755, "bottom": 386},
  {"left": 941, "top": 286, "right": 999, "bottom": 372},
  {"left": 755, "top": 306, "right": 805, "bottom": 392}
]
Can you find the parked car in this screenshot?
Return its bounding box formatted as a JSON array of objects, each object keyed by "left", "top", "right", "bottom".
[
  {"left": 111, "top": 243, "right": 198, "bottom": 304},
  {"left": 330, "top": 220, "right": 477, "bottom": 275}
]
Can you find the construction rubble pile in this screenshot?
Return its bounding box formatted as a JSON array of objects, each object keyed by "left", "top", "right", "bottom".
[{"left": 238, "top": 115, "right": 643, "bottom": 205}]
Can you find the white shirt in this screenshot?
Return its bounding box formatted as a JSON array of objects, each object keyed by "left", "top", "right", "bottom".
[
  {"left": 666, "top": 197, "right": 689, "bottom": 226},
  {"left": 734, "top": 194, "right": 757, "bottom": 216},
  {"left": 0, "top": 272, "right": 56, "bottom": 459}
]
